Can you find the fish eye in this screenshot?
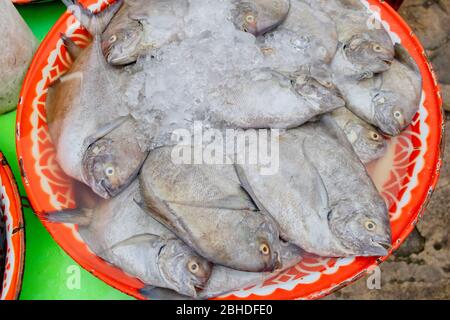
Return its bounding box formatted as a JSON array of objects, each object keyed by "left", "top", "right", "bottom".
[
  {"left": 370, "top": 131, "right": 381, "bottom": 141},
  {"left": 187, "top": 261, "right": 199, "bottom": 274},
  {"left": 109, "top": 35, "right": 117, "bottom": 44},
  {"left": 373, "top": 44, "right": 383, "bottom": 52},
  {"left": 104, "top": 166, "right": 115, "bottom": 177},
  {"left": 259, "top": 243, "right": 270, "bottom": 256},
  {"left": 364, "top": 220, "right": 377, "bottom": 231},
  {"left": 245, "top": 14, "right": 255, "bottom": 24}
]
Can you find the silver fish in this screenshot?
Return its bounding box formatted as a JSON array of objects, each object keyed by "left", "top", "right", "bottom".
[
  {"left": 305, "top": 0, "right": 395, "bottom": 79},
  {"left": 139, "top": 146, "right": 283, "bottom": 272},
  {"left": 198, "top": 242, "right": 302, "bottom": 299},
  {"left": 259, "top": 0, "right": 338, "bottom": 72},
  {"left": 208, "top": 68, "right": 345, "bottom": 129},
  {"left": 230, "top": 0, "right": 291, "bottom": 36},
  {"left": 102, "top": 0, "right": 189, "bottom": 65},
  {"left": 236, "top": 117, "right": 392, "bottom": 257},
  {"left": 336, "top": 45, "right": 422, "bottom": 136},
  {"left": 0, "top": 0, "right": 38, "bottom": 114},
  {"left": 47, "top": 1, "right": 149, "bottom": 198},
  {"left": 44, "top": 181, "right": 212, "bottom": 298},
  {"left": 331, "top": 107, "right": 387, "bottom": 163},
  {"left": 139, "top": 242, "right": 303, "bottom": 300}
]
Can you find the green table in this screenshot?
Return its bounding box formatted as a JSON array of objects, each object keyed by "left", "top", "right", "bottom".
[{"left": 0, "top": 1, "right": 132, "bottom": 300}]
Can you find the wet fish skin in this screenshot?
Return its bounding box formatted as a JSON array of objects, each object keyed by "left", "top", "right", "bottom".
[
  {"left": 139, "top": 146, "right": 282, "bottom": 272},
  {"left": 304, "top": 0, "right": 395, "bottom": 79},
  {"left": 230, "top": 0, "right": 291, "bottom": 37},
  {"left": 47, "top": 1, "right": 148, "bottom": 198},
  {"left": 304, "top": 116, "right": 392, "bottom": 256},
  {"left": 44, "top": 181, "right": 212, "bottom": 298},
  {"left": 331, "top": 107, "right": 387, "bottom": 164},
  {"left": 198, "top": 242, "right": 302, "bottom": 299},
  {"left": 336, "top": 46, "right": 422, "bottom": 136},
  {"left": 259, "top": 0, "right": 338, "bottom": 72},
  {"left": 102, "top": 0, "right": 189, "bottom": 65},
  {"left": 208, "top": 68, "right": 345, "bottom": 129},
  {"left": 139, "top": 242, "right": 303, "bottom": 300},
  {"left": 236, "top": 117, "right": 391, "bottom": 257},
  {"left": 0, "top": 0, "right": 38, "bottom": 114},
  {"left": 81, "top": 117, "right": 149, "bottom": 199},
  {"left": 332, "top": 29, "right": 395, "bottom": 80}
]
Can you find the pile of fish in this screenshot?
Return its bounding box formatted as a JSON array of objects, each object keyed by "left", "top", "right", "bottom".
[
  {"left": 0, "top": 0, "right": 37, "bottom": 115},
  {"left": 44, "top": 0, "right": 422, "bottom": 299}
]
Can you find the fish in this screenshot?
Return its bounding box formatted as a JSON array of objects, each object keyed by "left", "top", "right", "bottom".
[
  {"left": 43, "top": 181, "right": 212, "bottom": 298},
  {"left": 46, "top": 1, "right": 150, "bottom": 198},
  {"left": 235, "top": 116, "right": 392, "bottom": 257},
  {"left": 80, "top": 116, "right": 150, "bottom": 198},
  {"left": 0, "top": 0, "right": 38, "bottom": 114},
  {"left": 101, "top": 0, "right": 189, "bottom": 65},
  {"left": 230, "top": 0, "right": 291, "bottom": 37},
  {"left": 139, "top": 146, "right": 283, "bottom": 272},
  {"left": 336, "top": 44, "right": 422, "bottom": 136},
  {"left": 208, "top": 67, "right": 345, "bottom": 129},
  {"left": 198, "top": 241, "right": 302, "bottom": 299},
  {"left": 0, "top": 205, "right": 5, "bottom": 288},
  {"left": 305, "top": 0, "right": 395, "bottom": 79},
  {"left": 139, "top": 242, "right": 303, "bottom": 300},
  {"left": 259, "top": 0, "right": 338, "bottom": 72},
  {"left": 331, "top": 107, "right": 387, "bottom": 163}
]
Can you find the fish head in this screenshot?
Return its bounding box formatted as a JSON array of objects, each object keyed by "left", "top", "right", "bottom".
[
  {"left": 343, "top": 31, "right": 394, "bottom": 78},
  {"left": 294, "top": 74, "right": 346, "bottom": 110},
  {"left": 231, "top": 0, "right": 290, "bottom": 37},
  {"left": 82, "top": 137, "right": 146, "bottom": 199},
  {"left": 159, "top": 240, "right": 212, "bottom": 297},
  {"left": 330, "top": 200, "right": 392, "bottom": 257},
  {"left": 371, "top": 90, "right": 416, "bottom": 136},
  {"left": 343, "top": 121, "right": 387, "bottom": 163},
  {"left": 240, "top": 214, "right": 282, "bottom": 272},
  {"left": 101, "top": 17, "right": 144, "bottom": 65}
]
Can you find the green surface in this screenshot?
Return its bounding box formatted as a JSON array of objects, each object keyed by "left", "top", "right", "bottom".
[{"left": 0, "top": 1, "right": 132, "bottom": 300}]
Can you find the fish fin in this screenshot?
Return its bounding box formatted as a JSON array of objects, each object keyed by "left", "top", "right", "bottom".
[
  {"left": 166, "top": 195, "right": 257, "bottom": 211},
  {"left": 233, "top": 164, "right": 271, "bottom": 214},
  {"left": 60, "top": 33, "right": 83, "bottom": 60},
  {"left": 301, "top": 139, "right": 331, "bottom": 221},
  {"left": 138, "top": 177, "right": 197, "bottom": 249},
  {"left": 139, "top": 286, "right": 194, "bottom": 300},
  {"left": 62, "top": 0, "right": 123, "bottom": 36},
  {"left": 38, "top": 208, "right": 93, "bottom": 227},
  {"left": 84, "top": 116, "right": 130, "bottom": 147},
  {"left": 110, "top": 233, "right": 162, "bottom": 251},
  {"left": 320, "top": 114, "right": 357, "bottom": 154},
  {"left": 394, "top": 43, "right": 421, "bottom": 75}
]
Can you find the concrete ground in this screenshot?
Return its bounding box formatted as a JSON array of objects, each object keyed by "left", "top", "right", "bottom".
[{"left": 327, "top": 114, "right": 450, "bottom": 300}]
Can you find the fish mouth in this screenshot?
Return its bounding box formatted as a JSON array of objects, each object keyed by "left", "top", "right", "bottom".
[
  {"left": 96, "top": 180, "right": 121, "bottom": 199},
  {"left": 361, "top": 238, "right": 392, "bottom": 257},
  {"left": 379, "top": 124, "right": 402, "bottom": 137}
]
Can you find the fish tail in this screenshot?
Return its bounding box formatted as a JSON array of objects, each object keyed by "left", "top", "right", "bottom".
[
  {"left": 38, "top": 208, "right": 93, "bottom": 227},
  {"left": 62, "top": 0, "right": 123, "bottom": 36},
  {"left": 138, "top": 286, "right": 194, "bottom": 301}
]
